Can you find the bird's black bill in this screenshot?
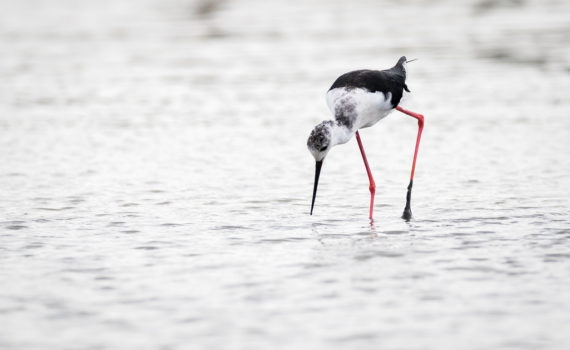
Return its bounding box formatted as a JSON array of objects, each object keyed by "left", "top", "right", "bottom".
[
  {"left": 406, "top": 58, "right": 418, "bottom": 63},
  {"left": 310, "top": 160, "right": 323, "bottom": 215}
]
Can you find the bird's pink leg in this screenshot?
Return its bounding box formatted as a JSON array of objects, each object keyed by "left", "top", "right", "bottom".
[
  {"left": 396, "top": 106, "right": 425, "bottom": 220},
  {"left": 355, "top": 131, "right": 375, "bottom": 220}
]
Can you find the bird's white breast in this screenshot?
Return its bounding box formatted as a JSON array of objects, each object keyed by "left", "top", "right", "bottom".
[{"left": 326, "top": 87, "right": 394, "bottom": 129}]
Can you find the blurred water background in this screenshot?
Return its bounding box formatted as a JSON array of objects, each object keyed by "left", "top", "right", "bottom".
[{"left": 1, "top": 0, "right": 569, "bottom": 349}]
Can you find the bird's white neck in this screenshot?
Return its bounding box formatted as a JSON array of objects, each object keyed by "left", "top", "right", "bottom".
[{"left": 330, "top": 122, "right": 354, "bottom": 147}]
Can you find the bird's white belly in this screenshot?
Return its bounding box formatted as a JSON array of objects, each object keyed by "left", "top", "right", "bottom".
[{"left": 326, "top": 87, "right": 394, "bottom": 129}]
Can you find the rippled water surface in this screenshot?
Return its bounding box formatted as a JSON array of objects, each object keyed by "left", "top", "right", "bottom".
[{"left": 1, "top": 0, "right": 569, "bottom": 349}]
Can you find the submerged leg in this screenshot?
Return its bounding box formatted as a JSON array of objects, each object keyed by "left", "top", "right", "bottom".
[
  {"left": 396, "top": 106, "right": 424, "bottom": 221},
  {"left": 355, "top": 131, "right": 376, "bottom": 220}
]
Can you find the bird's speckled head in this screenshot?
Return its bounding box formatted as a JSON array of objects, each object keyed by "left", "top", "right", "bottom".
[{"left": 307, "top": 121, "right": 334, "bottom": 161}]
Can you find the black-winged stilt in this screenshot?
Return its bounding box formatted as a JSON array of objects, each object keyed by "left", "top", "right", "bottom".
[{"left": 307, "top": 56, "right": 425, "bottom": 221}]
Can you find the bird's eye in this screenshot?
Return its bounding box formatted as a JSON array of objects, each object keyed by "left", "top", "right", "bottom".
[{"left": 319, "top": 146, "right": 328, "bottom": 152}]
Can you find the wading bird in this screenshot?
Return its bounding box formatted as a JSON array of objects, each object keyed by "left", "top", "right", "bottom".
[{"left": 307, "top": 56, "right": 424, "bottom": 221}]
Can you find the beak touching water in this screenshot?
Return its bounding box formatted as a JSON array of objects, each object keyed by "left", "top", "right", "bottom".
[{"left": 310, "top": 160, "right": 323, "bottom": 215}]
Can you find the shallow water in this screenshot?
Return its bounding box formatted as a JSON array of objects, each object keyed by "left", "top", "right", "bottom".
[{"left": 1, "top": 0, "right": 570, "bottom": 349}]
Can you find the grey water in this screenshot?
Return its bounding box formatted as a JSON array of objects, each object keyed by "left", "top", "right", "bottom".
[{"left": 1, "top": 0, "right": 569, "bottom": 349}]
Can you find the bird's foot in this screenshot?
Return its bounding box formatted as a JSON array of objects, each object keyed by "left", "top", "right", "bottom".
[{"left": 402, "top": 207, "right": 412, "bottom": 221}]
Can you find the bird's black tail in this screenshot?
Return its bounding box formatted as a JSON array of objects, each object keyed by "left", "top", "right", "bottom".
[
  {"left": 392, "top": 56, "right": 407, "bottom": 78},
  {"left": 397, "top": 56, "right": 407, "bottom": 67},
  {"left": 394, "top": 56, "right": 411, "bottom": 92}
]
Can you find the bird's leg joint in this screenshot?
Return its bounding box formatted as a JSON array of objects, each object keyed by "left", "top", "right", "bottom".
[
  {"left": 396, "top": 106, "right": 424, "bottom": 127},
  {"left": 417, "top": 114, "right": 424, "bottom": 128}
]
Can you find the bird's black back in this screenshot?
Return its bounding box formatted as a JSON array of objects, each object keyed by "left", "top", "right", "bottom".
[{"left": 328, "top": 56, "right": 409, "bottom": 107}]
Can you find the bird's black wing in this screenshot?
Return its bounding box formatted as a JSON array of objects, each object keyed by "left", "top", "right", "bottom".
[{"left": 328, "top": 57, "right": 409, "bottom": 107}]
